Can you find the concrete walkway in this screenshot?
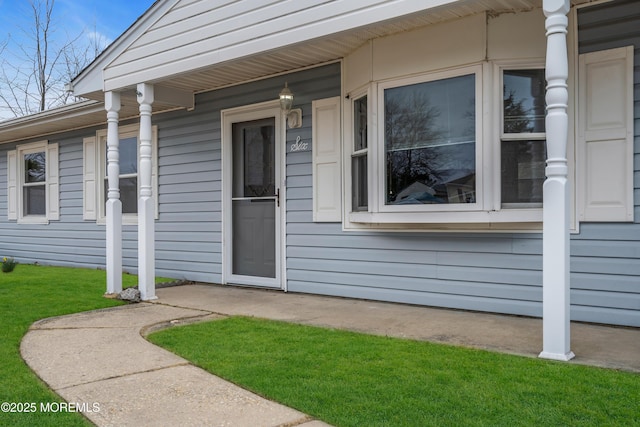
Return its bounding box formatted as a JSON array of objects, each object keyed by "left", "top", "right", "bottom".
[{"left": 21, "top": 284, "right": 640, "bottom": 426}]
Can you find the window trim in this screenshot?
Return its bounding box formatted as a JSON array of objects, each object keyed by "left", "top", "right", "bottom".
[
  {"left": 376, "top": 65, "right": 484, "bottom": 214},
  {"left": 342, "top": 61, "right": 551, "bottom": 231},
  {"left": 344, "top": 85, "right": 374, "bottom": 218},
  {"left": 13, "top": 140, "right": 56, "bottom": 225},
  {"left": 94, "top": 124, "right": 158, "bottom": 225},
  {"left": 351, "top": 90, "right": 369, "bottom": 212},
  {"left": 496, "top": 62, "right": 547, "bottom": 210}
]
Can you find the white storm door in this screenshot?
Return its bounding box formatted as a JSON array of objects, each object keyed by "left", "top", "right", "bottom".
[{"left": 223, "top": 104, "right": 283, "bottom": 288}]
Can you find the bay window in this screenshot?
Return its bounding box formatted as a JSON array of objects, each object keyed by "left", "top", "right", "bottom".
[{"left": 346, "top": 63, "right": 547, "bottom": 229}]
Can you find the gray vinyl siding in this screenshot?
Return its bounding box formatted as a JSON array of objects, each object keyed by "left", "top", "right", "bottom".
[
  {"left": 283, "top": 2, "right": 640, "bottom": 327},
  {"left": 0, "top": 130, "right": 109, "bottom": 269},
  {"left": 0, "top": 63, "right": 344, "bottom": 284},
  {"left": 569, "top": 0, "right": 640, "bottom": 326},
  {"left": 155, "top": 63, "right": 343, "bottom": 280},
  {"left": 284, "top": 63, "right": 548, "bottom": 317},
  {"left": 154, "top": 103, "right": 221, "bottom": 282},
  {"left": 0, "top": 124, "right": 150, "bottom": 273},
  {"left": 1, "top": 3, "right": 639, "bottom": 328}
]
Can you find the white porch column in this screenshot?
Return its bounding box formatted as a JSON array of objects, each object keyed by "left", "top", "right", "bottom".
[
  {"left": 137, "top": 83, "right": 156, "bottom": 300},
  {"left": 105, "top": 91, "right": 122, "bottom": 295},
  {"left": 539, "top": 0, "right": 574, "bottom": 361}
]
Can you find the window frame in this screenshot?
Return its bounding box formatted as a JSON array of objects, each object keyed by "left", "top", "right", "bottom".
[
  {"left": 343, "top": 61, "right": 549, "bottom": 230},
  {"left": 376, "top": 65, "right": 484, "bottom": 214},
  {"left": 351, "top": 90, "right": 369, "bottom": 212},
  {"left": 14, "top": 140, "right": 54, "bottom": 224},
  {"left": 95, "top": 124, "right": 158, "bottom": 225},
  {"left": 497, "top": 63, "right": 547, "bottom": 209},
  {"left": 21, "top": 148, "right": 47, "bottom": 217}
]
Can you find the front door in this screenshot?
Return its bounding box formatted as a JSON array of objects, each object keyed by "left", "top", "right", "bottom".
[{"left": 223, "top": 104, "right": 283, "bottom": 288}]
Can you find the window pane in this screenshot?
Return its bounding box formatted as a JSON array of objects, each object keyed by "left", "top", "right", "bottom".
[
  {"left": 351, "top": 154, "right": 367, "bottom": 211},
  {"left": 232, "top": 119, "right": 275, "bottom": 198},
  {"left": 24, "top": 152, "right": 46, "bottom": 183},
  {"left": 354, "top": 96, "right": 367, "bottom": 151},
  {"left": 120, "top": 177, "right": 138, "bottom": 214},
  {"left": 503, "top": 69, "right": 545, "bottom": 134},
  {"left": 104, "top": 137, "right": 138, "bottom": 175},
  {"left": 119, "top": 137, "right": 138, "bottom": 175},
  {"left": 501, "top": 140, "right": 546, "bottom": 204},
  {"left": 103, "top": 177, "right": 138, "bottom": 214},
  {"left": 24, "top": 185, "right": 46, "bottom": 215},
  {"left": 385, "top": 74, "right": 476, "bottom": 205}
]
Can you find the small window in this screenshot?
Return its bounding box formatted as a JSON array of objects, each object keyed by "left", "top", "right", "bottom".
[
  {"left": 351, "top": 95, "right": 368, "bottom": 211},
  {"left": 23, "top": 151, "right": 47, "bottom": 216},
  {"left": 384, "top": 73, "right": 476, "bottom": 206},
  {"left": 500, "top": 68, "right": 546, "bottom": 207},
  {"left": 91, "top": 124, "right": 158, "bottom": 223},
  {"left": 7, "top": 140, "right": 59, "bottom": 223}
]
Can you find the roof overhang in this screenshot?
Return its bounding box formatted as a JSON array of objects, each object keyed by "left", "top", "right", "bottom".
[
  {"left": 0, "top": 101, "right": 103, "bottom": 144},
  {"left": 2, "top": 0, "right": 600, "bottom": 144},
  {"left": 0, "top": 98, "right": 142, "bottom": 145},
  {"left": 73, "top": 0, "right": 601, "bottom": 102}
]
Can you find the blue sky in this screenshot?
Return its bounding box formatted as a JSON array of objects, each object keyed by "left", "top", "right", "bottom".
[
  {"left": 0, "top": 0, "right": 156, "bottom": 52},
  {"left": 0, "top": 0, "right": 156, "bottom": 119}
]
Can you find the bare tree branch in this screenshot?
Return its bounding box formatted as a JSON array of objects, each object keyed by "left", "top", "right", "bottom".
[{"left": 0, "top": 0, "right": 101, "bottom": 120}]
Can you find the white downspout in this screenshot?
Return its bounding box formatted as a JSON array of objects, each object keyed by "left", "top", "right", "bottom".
[
  {"left": 539, "top": 0, "right": 574, "bottom": 361},
  {"left": 137, "top": 83, "right": 157, "bottom": 301},
  {"left": 105, "top": 91, "right": 122, "bottom": 295}
]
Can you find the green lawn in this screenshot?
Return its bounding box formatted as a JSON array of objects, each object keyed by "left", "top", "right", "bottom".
[
  {"left": 149, "top": 316, "right": 640, "bottom": 427},
  {"left": 0, "top": 264, "right": 143, "bottom": 426},
  {"left": 2, "top": 265, "right": 639, "bottom": 426}
]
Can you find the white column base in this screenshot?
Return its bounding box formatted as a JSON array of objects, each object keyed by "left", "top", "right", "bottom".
[
  {"left": 539, "top": 351, "right": 575, "bottom": 362},
  {"left": 540, "top": 170, "right": 572, "bottom": 361},
  {"left": 106, "top": 199, "right": 122, "bottom": 295},
  {"left": 138, "top": 196, "right": 156, "bottom": 301}
]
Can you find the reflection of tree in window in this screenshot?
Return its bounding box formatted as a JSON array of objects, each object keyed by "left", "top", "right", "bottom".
[
  {"left": 384, "top": 74, "right": 476, "bottom": 205},
  {"left": 504, "top": 89, "right": 535, "bottom": 133},
  {"left": 385, "top": 94, "right": 443, "bottom": 203},
  {"left": 23, "top": 152, "right": 46, "bottom": 215},
  {"left": 25, "top": 153, "right": 46, "bottom": 182},
  {"left": 503, "top": 70, "right": 545, "bottom": 134},
  {"left": 501, "top": 69, "right": 546, "bottom": 205}
]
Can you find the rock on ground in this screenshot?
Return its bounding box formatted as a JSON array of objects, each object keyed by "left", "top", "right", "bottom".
[{"left": 118, "top": 287, "right": 141, "bottom": 303}]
